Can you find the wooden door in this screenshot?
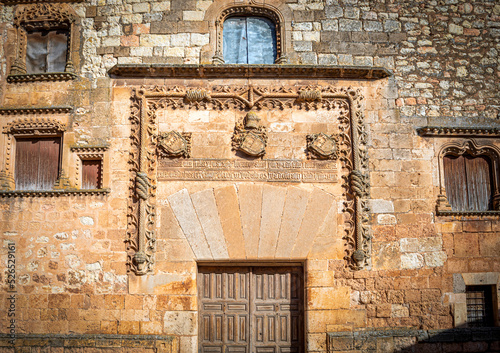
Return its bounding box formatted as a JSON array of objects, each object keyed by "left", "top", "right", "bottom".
[{"left": 199, "top": 266, "right": 304, "bottom": 353}]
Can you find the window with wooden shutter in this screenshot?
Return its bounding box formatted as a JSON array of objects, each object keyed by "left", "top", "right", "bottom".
[
  {"left": 443, "top": 154, "right": 493, "bottom": 212},
  {"left": 223, "top": 16, "right": 277, "bottom": 64},
  {"left": 15, "top": 137, "right": 61, "bottom": 190},
  {"left": 81, "top": 160, "right": 102, "bottom": 189}
]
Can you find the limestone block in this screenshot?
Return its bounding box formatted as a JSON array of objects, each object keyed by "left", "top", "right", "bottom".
[
  {"left": 307, "top": 287, "right": 350, "bottom": 310},
  {"left": 191, "top": 189, "right": 229, "bottom": 259},
  {"left": 391, "top": 304, "right": 409, "bottom": 318},
  {"left": 308, "top": 204, "right": 343, "bottom": 260},
  {"left": 306, "top": 270, "right": 335, "bottom": 287},
  {"left": 168, "top": 189, "right": 212, "bottom": 260},
  {"left": 163, "top": 311, "right": 197, "bottom": 335},
  {"left": 214, "top": 185, "right": 245, "bottom": 259},
  {"left": 424, "top": 251, "right": 447, "bottom": 267},
  {"left": 275, "top": 187, "right": 309, "bottom": 258},
  {"left": 400, "top": 253, "right": 424, "bottom": 270},
  {"left": 237, "top": 183, "right": 263, "bottom": 258},
  {"left": 307, "top": 309, "right": 366, "bottom": 333},
  {"left": 159, "top": 205, "right": 184, "bottom": 239},
  {"left": 369, "top": 199, "right": 394, "bottom": 213},
  {"left": 258, "top": 185, "right": 287, "bottom": 258},
  {"left": 291, "top": 188, "right": 334, "bottom": 258}
]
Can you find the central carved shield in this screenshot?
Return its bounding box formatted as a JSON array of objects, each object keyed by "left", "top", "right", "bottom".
[{"left": 240, "top": 131, "right": 266, "bottom": 157}]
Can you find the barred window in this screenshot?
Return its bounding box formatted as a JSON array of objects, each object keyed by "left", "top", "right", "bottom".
[{"left": 466, "top": 285, "right": 495, "bottom": 327}]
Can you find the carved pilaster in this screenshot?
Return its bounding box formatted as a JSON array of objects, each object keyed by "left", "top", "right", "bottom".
[{"left": 0, "top": 170, "right": 15, "bottom": 191}]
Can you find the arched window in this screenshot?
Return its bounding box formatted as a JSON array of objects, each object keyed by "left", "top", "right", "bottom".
[
  {"left": 212, "top": 5, "right": 286, "bottom": 65},
  {"left": 437, "top": 140, "right": 500, "bottom": 214},
  {"left": 223, "top": 16, "right": 277, "bottom": 64}
]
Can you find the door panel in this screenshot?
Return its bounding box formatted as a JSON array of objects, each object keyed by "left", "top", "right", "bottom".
[{"left": 199, "top": 266, "right": 303, "bottom": 353}]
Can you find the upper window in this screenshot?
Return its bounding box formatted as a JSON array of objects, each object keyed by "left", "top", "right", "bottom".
[
  {"left": 8, "top": 3, "right": 78, "bottom": 83},
  {"left": 26, "top": 29, "right": 69, "bottom": 74},
  {"left": 81, "top": 159, "right": 102, "bottom": 190},
  {"left": 15, "top": 137, "right": 61, "bottom": 190},
  {"left": 212, "top": 5, "right": 286, "bottom": 65},
  {"left": 443, "top": 154, "right": 493, "bottom": 212},
  {"left": 223, "top": 16, "right": 277, "bottom": 64}
]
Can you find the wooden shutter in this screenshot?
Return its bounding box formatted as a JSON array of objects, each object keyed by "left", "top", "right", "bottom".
[
  {"left": 443, "top": 154, "right": 492, "bottom": 211},
  {"left": 15, "top": 137, "right": 61, "bottom": 190},
  {"left": 82, "top": 160, "right": 102, "bottom": 189}
]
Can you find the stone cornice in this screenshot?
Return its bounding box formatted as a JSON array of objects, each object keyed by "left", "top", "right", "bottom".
[
  {"left": 417, "top": 126, "right": 500, "bottom": 137},
  {"left": 7, "top": 72, "right": 77, "bottom": 83},
  {"left": 0, "top": 0, "right": 82, "bottom": 3},
  {"left": 436, "top": 210, "right": 500, "bottom": 217},
  {"left": 109, "top": 64, "right": 391, "bottom": 80},
  {"left": 0, "top": 107, "right": 73, "bottom": 115},
  {"left": 0, "top": 189, "right": 110, "bottom": 197},
  {"left": 70, "top": 144, "right": 110, "bottom": 153}
]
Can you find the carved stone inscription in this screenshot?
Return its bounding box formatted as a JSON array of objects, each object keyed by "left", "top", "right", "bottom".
[{"left": 158, "top": 158, "right": 337, "bottom": 183}]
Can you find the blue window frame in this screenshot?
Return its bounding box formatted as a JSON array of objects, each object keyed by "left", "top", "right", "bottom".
[{"left": 223, "top": 16, "right": 277, "bottom": 64}]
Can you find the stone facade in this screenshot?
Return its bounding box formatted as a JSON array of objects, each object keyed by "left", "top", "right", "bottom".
[{"left": 0, "top": 0, "right": 499, "bottom": 353}]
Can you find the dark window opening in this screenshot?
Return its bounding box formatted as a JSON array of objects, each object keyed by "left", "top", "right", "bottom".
[
  {"left": 223, "top": 16, "right": 277, "bottom": 64},
  {"left": 26, "top": 29, "right": 68, "bottom": 74},
  {"left": 15, "top": 137, "right": 61, "bottom": 190},
  {"left": 443, "top": 154, "right": 493, "bottom": 212},
  {"left": 466, "top": 285, "right": 495, "bottom": 327},
  {"left": 82, "top": 160, "right": 102, "bottom": 189}
]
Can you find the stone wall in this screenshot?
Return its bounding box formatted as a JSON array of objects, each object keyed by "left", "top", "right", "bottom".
[{"left": 0, "top": 1, "right": 499, "bottom": 353}]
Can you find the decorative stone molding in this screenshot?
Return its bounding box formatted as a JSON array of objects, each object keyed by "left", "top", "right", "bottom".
[
  {"left": 8, "top": 3, "right": 79, "bottom": 83},
  {"left": 157, "top": 131, "right": 191, "bottom": 158},
  {"left": 0, "top": 170, "right": 15, "bottom": 191},
  {"left": 0, "top": 0, "right": 83, "bottom": 3},
  {"left": 3, "top": 118, "right": 66, "bottom": 135},
  {"left": 128, "top": 84, "right": 371, "bottom": 272},
  {"left": 306, "top": 133, "right": 338, "bottom": 160},
  {"left": 109, "top": 64, "right": 391, "bottom": 80},
  {"left": 0, "top": 106, "right": 72, "bottom": 115},
  {"left": 70, "top": 144, "right": 110, "bottom": 153},
  {"left": 417, "top": 126, "right": 500, "bottom": 137},
  {"left": 437, "top": 139, "right": 500, "bottom": 215},
  {"left": 232, "top": 111, "right": 268, "bottom": 157},
  {"left": 212, "top": 4, "right": 286, "bottom": 64},
  {"left": 0, "top": 189, "right": 110, "bottom": 197}
]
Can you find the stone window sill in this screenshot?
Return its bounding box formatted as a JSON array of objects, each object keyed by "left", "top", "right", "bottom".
[
  {"left": 436, "top": 210, "right": 500, "bottom": 217},
  {"left": 0, "top": 189, "right": 110, "bottom": 197},
  {"left": 7, "top": 72, "right": 77, "bottom": 84}
]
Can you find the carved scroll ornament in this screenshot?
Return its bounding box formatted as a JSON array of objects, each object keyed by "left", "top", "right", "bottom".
[{"left": 128, "top": 85, "right": 371, "bottom": 273}]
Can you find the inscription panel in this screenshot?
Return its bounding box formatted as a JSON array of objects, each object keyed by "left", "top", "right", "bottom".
[{"left": 158, "top": 159, "right": 338, "bottom": 183}]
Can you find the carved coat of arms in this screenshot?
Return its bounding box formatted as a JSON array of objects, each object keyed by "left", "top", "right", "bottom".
[
  {"left": 232, "top": 112, "right": 267, "bottom": 157},
  {"left": 157, "top": 131, "right": 191, "bottom": 158},
  {"left": 306, "top": 133, "right": 338, "bottom": 160}
]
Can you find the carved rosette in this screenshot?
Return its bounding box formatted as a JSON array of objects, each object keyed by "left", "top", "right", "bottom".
[
  {"left": 157, "top": 131, "right": 191, "bottom": 158},
  {"left": 232, "top": 112, "right": 268, "bottom": 157},
  {"left": 306, "top": 133, "right": 339, "bottom": 160},
  {"left": 128, "top": 85, "right": 372, "bottom": 271}
]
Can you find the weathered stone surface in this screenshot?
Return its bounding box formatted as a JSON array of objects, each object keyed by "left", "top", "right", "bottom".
[
  {"left": 191, "top": 189, "right": 229, "bottom": 259},
  {"left": 275, "top": 187, "right": 309, "bottom": 258},
  {"left": 237, "top": 183, "right": 263, "bottom": 258},
  {"left": 168, "top": 189, "right": 212, "bottom": 259},
  {"left": 258, "top": 185, "right": 287, "bottom": 258},
  {"left": 214, "top": 185, "right": 245, "bottom": 259}
]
